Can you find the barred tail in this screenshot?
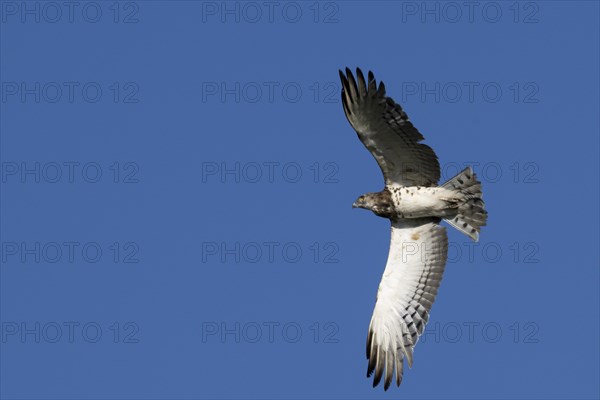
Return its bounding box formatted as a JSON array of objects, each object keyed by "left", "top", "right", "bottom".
[{"left": 442, "top": 167, "right": 487, "bottom": 241}]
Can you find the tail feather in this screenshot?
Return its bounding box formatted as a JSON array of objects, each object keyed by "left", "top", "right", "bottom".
[{"left": 442, "top": 167, "right": 487, "bottom": 241}]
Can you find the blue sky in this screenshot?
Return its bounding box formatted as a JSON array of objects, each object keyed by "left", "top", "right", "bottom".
[{"left": 1, "top": 1, "right": 599, "bottom": 399}]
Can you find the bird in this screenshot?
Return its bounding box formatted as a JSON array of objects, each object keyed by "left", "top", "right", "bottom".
[{"left": 339, "top": 68, "right": 488, "bottom": 390}]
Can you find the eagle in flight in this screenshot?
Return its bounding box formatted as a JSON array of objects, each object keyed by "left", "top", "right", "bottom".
[{"left": 339, "top": 68, "right": 488, "bottom": 390}]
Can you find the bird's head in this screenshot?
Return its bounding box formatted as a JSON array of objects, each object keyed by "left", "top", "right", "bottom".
[{"left": 352, "top": 191, "right": 394, "bottom": 218}]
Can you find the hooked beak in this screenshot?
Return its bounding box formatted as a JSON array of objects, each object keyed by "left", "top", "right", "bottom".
[{"left": 352, "top": 201, "right": 360, "bottom": 208}]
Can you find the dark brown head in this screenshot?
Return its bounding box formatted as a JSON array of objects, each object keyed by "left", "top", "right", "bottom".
[{"left": 352, "top": 190, "right": 394, "bottom": 218}]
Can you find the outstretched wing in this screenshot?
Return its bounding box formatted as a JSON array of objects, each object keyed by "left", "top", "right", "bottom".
[
  {"left": 339, "top": 68, "right": 440, "bottom": 187},
  {"left": 367, "top": 218, "right": 448, "bottom": 390}
]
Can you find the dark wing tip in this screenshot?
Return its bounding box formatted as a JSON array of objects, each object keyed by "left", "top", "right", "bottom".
[
  {"left": 356, "top": 67, "right": 364, "bottom": 79},
  {"left": 377, "top": 80, "right": 386, "bottom": 96},
  {"left": 367, "top": 354, "right": 376, "bottom": 377},
  {"left": 355, "top": 68, "right": 368, "bottom": 96},
  {"left": 338, "top": 70, "right": 347, "bottom": 91},
  {"left": 372, "top": 350, "right": 384, "bottom": 388},
  {"left": 373, "top": 369, "right": 383, "bottom": 388},
  {"left": 339, "top": 69, "right": 351, "bottom": 114},
  {"left": 366, "top": 70, "right": 377, "bottom": 94}
]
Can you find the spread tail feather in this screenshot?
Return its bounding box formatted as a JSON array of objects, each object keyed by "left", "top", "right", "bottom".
[{"left": 442, "top": 167, "right": 487, "bottom": 241}]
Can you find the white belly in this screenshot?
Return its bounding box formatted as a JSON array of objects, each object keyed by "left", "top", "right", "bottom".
[{"left": 388, "top": 186, "right": 456, "bottom": 218}]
